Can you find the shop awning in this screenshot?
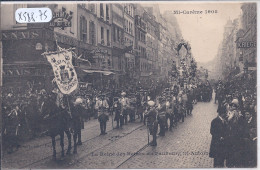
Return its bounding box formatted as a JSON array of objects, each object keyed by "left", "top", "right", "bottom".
[{"left": 82, "top": 69, "right": 115, "bottom": 75}]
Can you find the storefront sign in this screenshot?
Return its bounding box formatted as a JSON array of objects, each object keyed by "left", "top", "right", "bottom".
[
  {"left": 237, "top": 41, "right": 256, "bottom": 48},
  {"left": 2, "top": 30, "right": 42, "bottom": 40},
  {"left": 49, "top": 7, "right": 73, "bottom": 29},
  {"left": 3, "top": 68, "right": 43, "bottom": 77}
]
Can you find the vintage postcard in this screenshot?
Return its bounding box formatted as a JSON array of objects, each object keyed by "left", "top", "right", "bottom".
[{"left": 0, "top": 1, "right": 258, "bottom": 169}]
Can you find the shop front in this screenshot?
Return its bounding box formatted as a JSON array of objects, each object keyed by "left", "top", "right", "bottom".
[
  {"left": 78, "top": 45, "right": 115, "bottom": 92},
  {"left": 2, "top": 29, "right": 53, "bottom": 94},
  {"left": 2, "top": 28, "right": 81, "bottom": 95}
]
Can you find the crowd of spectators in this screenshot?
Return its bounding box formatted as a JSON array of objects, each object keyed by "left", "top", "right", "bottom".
[{"left": 210, "top": 79, "right": 257, "bottom": 168}]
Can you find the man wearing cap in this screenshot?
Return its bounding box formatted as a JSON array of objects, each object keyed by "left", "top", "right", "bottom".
[
  {"left": 144, "top": 101, "right": 158, "bottom": 146},
  {"left": 119, "top": 92, "right": 130, "bottom": 125},
  {"left": 95, "top": 94, "right": 109, "bottom": 135}
]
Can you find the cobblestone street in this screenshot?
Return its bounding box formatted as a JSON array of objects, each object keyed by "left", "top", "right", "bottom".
[
  {"left": 119, "top": 98, "right": 217, "bottom": 168},
  {"left": 2, "top": 95, "right": 217, "bottom": 169}
]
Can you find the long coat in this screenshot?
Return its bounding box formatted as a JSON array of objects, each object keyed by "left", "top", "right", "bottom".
[
  {"left": 71, "top": 104, "right": 84, "bottom": 131},
  {"left": 209, "top": 116, "right": 227, "bottom": 158}
]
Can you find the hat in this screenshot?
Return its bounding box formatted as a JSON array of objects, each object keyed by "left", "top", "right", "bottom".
[
  {"left": 121, "top": 92, "right": 126, "bottom": 96},
  {"left": 231, "top": 99, "right": 239, "bottom": 106},
  {"left": 75, "top": 98, "right": 83, "bottom": 105},
  {"left": 147, "top": 101, "right": 155, "bottom": 107}
]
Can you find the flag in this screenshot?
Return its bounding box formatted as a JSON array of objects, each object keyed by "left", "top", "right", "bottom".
[{"left": 43, "top": 49, "right": 78, "bottom": 94}]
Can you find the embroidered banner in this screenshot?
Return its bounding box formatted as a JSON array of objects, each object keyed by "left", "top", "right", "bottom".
[{"left": 43, "top": 49, "right": 78, "bottom": 94}]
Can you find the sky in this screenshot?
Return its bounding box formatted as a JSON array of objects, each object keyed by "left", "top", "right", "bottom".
[{"left": 158, "top": 2, "right": 242, "bottom": 63}]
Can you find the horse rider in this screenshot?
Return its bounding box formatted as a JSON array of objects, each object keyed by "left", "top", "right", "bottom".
[
  {"left": 119, "top": 92, "right": 130, "bottom": 125},
  {"left": 95, "top": 94, "right": 109, "bottom": 135},
  {"left": 144, "top": 100, "right": 158, "bottom": 146}
]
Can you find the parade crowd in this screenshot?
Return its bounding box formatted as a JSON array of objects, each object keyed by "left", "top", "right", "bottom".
[
  {"left": 2, "top": 77, "right": 257, "bottom": 168},
  {"left": 210, "top": 80, "right": 257, "bottom": 168},
  {"left": 2, "top": 79, "right": 212, "bottom": 152}
]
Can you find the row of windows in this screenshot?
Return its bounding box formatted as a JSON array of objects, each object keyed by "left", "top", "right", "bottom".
[
  {"left": 124, "top": 19, "right": 133, "bottom": 35},
  {"left": 100, "top": 3, "right": 110, "bottom": 19},
  {"left": 79, "top": 16, "right": 96, "bottom": 45},
  {"left": 124, "top": 4, "right": 134, "bottom": 17},
  {"left": 100, "top": 26, "right": 110, "bottom": 46},
  {"left": 113, "top": 26, "right": 123, "bottom": 43},
  {"left": 138, "top": 46, "right": 146, "bottom": 58},
  {"left": 136, "top": 29, "right": 146, "bottom": 43},
  {"left": 140, "top": 62, "right": 152, "bottom": 71}
]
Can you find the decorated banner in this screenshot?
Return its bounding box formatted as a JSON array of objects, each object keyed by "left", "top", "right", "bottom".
[{"left": 43, "top": 49, "right": 78, "bottom": 94}]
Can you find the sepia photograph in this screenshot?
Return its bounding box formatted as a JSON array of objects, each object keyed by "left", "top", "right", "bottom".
[{"left": 0, "top": 1, "right": 257, "bottom": 169}]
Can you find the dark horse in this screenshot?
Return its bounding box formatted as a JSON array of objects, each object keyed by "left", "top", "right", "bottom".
[{"left": 41, "top": 94, "right": 72, "bottom": 160}]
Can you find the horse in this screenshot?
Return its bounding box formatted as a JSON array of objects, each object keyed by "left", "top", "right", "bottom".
[{"left": 41, "top": 95, "right": 72, "bottom": 160}]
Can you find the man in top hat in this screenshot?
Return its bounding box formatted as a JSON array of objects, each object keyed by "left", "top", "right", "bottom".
[
  {"left": 144, "top": 100, "right": 158, "bottom": 146},
  {"left": 95, "top": 94, "right": 109, "bottom": 135},
  {"left": 119, "top": 92, "right": 130, "bottom": 125}
]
